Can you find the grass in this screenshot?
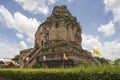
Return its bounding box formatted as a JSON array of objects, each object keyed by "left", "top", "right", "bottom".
[{"left": 0, "top": 65, "right": 120, "bottom": 80}]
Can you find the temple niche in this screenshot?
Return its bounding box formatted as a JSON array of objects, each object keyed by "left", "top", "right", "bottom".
[{"left": 19, "top": 5, "right": 100, "bottom": 68}]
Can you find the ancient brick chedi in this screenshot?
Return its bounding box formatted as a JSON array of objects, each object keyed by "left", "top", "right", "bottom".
[{"left": 19, "top": 5, "right": 100, "bottom": 68}]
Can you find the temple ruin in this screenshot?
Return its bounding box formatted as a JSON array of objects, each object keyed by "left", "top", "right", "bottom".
[{"left": 19, "top": 5, "right": 100, "bottom": 68}]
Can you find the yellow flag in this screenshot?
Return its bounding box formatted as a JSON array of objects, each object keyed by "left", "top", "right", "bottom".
[
  {"left": 63, "top": 53, "right": 67, "bottom": 60},
  {"left": 26, "top": 57, "right": 29, "bottom": 61},
  {"left": 93, "top": 49, "right": 101, "bottom": 55}
]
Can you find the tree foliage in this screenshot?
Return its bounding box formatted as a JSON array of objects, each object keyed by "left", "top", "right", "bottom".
[
  {"left": 12, "top": 55, "right": 20, "bottom": 61},
  {"left": 95, "top": 57, "right": 110, "bottom": 65}
]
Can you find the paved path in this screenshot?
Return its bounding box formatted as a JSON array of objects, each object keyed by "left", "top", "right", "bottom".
[{"left": 0, "top": 77, "right": 13, "bottom": 80}]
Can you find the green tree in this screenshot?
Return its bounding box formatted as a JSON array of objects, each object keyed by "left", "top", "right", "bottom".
[
  {"left": 95, "top": 57, "right": 110, "bottom": 65},
  {"left": 114, "top": 58, "right": 120, "bottom": 66},
  {"left": 12, "top": 55, "right": 20, "bottom": 61}
]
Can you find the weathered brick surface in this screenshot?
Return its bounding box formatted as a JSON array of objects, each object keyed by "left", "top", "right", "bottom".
[{"left": 19, "top": 5, "right": 100, "bottom": 68}]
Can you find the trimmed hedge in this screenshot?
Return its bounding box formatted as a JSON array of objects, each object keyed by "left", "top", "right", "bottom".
[{"left": 0, "top": 65, "right": 120, "bottom": 80}]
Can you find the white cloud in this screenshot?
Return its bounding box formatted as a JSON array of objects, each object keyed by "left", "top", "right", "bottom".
[
  {"left": 0, "top": 35, "right": 20, "bottom": 58},
  {"left": 68, "top": 0, "right": 74, "bottom": 2},
  {"left": 14, "top": 12, "right": 40, "bottom": 43},
  {"left": 48, "top": 0, "right": 58, "bottom": 4},
  {"left": 15, "top": 0, "right": 49, "bottom": 15},
  {"left": 0, "top": 5, "right": 14, "bottom": 28},
  {"left": 20, "top": 41, "right": 28, "bottom": 49},
  {"left": 0, "top": 5, "right": 40, "bottom": 43},
  {"left": 82, "top": 34, "right": 102, "bottom": 51},
  {"left": 103, "top": 0, "right": 120, "bottom": 23},
  {"left": 15, "top": 0, "right": 74, "bottom": 15},
  {"left": 102, "top": 40, "right": 120, "bottom": 60},
  {"left": 98, "top": 21, "right": 115, "bottom": 36},
  {"left": 82, "top": 33, "right": 120, "bottom": 60},
  {"left": 27, "top": 36, "right": 34, "bottom": 43},
  {"left": 16, "top": 33, "right": 24, "bottom": 39},
  {"left": 98, "top": 0, "right": 120, "bottom": 37}
]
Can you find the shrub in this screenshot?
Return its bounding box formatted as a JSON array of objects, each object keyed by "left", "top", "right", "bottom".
[{"left": 0, "top": 65, "right": 120, "bottom": 80}]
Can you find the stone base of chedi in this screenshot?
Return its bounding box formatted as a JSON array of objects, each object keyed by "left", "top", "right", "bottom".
[{"left": 19, "top": 5, "right": 100, "bottom": 68}]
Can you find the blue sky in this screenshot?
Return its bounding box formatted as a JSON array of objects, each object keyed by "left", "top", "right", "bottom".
[{"left": 0, "top": 0, "right": 120, "bottom": 60}]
